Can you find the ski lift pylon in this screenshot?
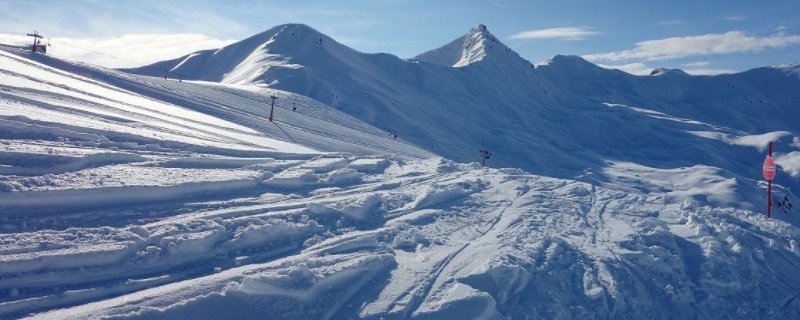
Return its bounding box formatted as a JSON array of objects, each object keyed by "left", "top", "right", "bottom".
[{"left": 27, "top": 31, "right": 46, "bottom": 53}]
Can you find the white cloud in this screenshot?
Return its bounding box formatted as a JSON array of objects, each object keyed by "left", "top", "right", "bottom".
[
  {"left": 682, "top": 61, "right": 710, "bottom": 67},
  {"left": 0, "top": 2, "right": 249, "bottom": 40},
  {"left": 0, "top": 34, "right": 29, "bottom": 46},
  {"left": 0, "top": 33, "right": 235, "bottom": 68},
  {"left": 583, "top": 31, "right": 800, "bottom": 62},
  {"left": 724, "top": 15, "right": 746, "bottom": 21},
  {"left": 597, "top": 63, "right": 653, "bottom": 76},
  {"left": 509, "top": 27, "right": 599, "bottom": 41},
  {"left": 655, "top": 20, "right": 685, "bottom": 26}
]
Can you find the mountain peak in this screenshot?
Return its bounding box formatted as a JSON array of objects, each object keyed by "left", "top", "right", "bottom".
[
  {"left": 239, "top": 23, "right": 333, "bottom": 52},
  {"left": 540, "top": 55, "right": 593, "bottom": 66},
  {"left": 471, "top": 24, "right": 488, "bottom": 33},
  {"left": 410, "top": 24, "right": 521, "bottom": 68},
  {"left": 271, "top": 23, "right": 327, "bottom": 40},
  {"left": 649, "top": 67, "right": 689, "bottom": 76},
  {"left": 534, "top": 55, "right": 607, "bottom": 73},
  {"left": 123, "top": 23, "right": 354, "bottom": 84},
  {"left": 220, "top": 23, "right": 322, "bottom": 50}
]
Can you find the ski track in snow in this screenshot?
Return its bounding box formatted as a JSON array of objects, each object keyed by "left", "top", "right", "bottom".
[{"left": 1, "top": 41, "right": 800, "bottom": 320}]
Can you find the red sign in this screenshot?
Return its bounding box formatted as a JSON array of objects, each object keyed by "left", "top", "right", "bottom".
[{"left": 763, "top": 156, "right": 776, "bottom": 181}]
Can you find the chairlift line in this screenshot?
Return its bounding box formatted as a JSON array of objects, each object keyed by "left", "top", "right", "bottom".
[
  {"left": 0, "top": 33, "right": 541, "bottom": 164},
  {"left": 0, "top": 29, "right": 511, "bottom": 161},
  {"left": 18, "top": 30, "right": 518, "bottom": 161},
  {"left": 44, "top": 36, "right": 187, "bottom": 79}
]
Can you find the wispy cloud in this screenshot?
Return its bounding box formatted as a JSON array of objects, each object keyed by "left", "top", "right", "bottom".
[
  {"left": 509, "top": 27, "right": 599, "bottom": 41},
  {"left": 0, "top": 1, "right": 249, "bottom": 39},
  {"left": 583, "top": 31, "right": 800, "bottom": 62},
  {"left": 0, "top": 33, "right": 236, "bottom": 68},
  {"left": 724, "top": 15, "right": 746, "bottom": 21},
  {"left": 597, "top": 63, "right": 653, "bottom": 75},
  {"left": 655, "top": 20, "right": 685, "bottom": 26}
]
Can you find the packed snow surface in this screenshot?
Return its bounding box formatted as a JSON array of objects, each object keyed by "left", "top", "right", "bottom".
[{"left": 2, "top": 23, "right": 800, "bottom": 320}]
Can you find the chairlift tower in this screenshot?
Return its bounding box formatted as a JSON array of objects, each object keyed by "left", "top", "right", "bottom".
[
  {"left": 479, "top": 149, "right": 492, "bottom": 167},
  {"left": 268, "top": 95, "right": 277, "bottom": 122},
  {"left": 27, "top": 31, "right": 46, "bottom": 53}
]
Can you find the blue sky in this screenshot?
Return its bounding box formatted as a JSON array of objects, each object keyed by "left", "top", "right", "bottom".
[{"left": 1, "top": 0, "right": 798, "bottom": 75}]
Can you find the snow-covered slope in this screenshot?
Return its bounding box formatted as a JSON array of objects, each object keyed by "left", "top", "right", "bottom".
[
  {"left": 0, "top": 46, "right": 433, "bottom": 210},
  {"left": 1, "top": 48, "right": 431, "bottom": 158},
  {"left": 21, "top": 160, "right": 800, "bottom": 320},
  {"left": 127, "top": 24, "right": 800, "bottom": 213},
  {"left": 3, "top": 26, "right": 800, "bottom": 320}
]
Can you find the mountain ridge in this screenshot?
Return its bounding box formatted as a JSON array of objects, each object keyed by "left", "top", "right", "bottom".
[{"left": 122, "top": 23, "right": 800, "bottom": 212}]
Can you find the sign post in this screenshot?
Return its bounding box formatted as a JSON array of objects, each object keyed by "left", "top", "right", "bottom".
[{"left": 763, "top": 142, "right": 776, "bottom": 218}]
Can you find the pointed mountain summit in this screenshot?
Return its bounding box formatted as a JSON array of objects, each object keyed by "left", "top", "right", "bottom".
[
  {"left": 411, "top": 24, "right": 526, "bottom": 68},
  {"left": 122, "top": 23, "right": 359, "bottom": 85}
]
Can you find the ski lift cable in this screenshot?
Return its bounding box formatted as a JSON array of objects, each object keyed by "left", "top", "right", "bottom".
[
  {"left": 175, "top": 84, "right": 429, "bottom": 150},
  {"left": 192, "top": 82, "right": 476, "bottom": 152},
  {"left": 0, "top": 29, "right": 48, "bottom": 48},
  {"left": 383, "top": 127, "right": 475, "bottom": 150},
  {"left": 0, "top": 30, "right": 564, "bottom": 160},
  {"left": 46, "top": 38, "right": 185, "bottom": 78},
  {"left": 0, "top": 32, "right": 506, "bottom": 149},
  {"left": 0, "top": 31, "right": 592, "bottom": 157},
  {"left": 0, "top": 36, "right": 390, "bottom": 149},
  {"left": 2, "top": 31, "right": 186, "bottom": 79},
  {"left": 195, "top": 84, "right": 481, "bottom": 153},
  {"left": 0, "top": 30, "right": 568, "bottom": 155},
  {"left": 8, "top": 44, "right": 392, "bottom": 148},
  {"left": 0, "top": 29, "right": 32, "bottom": 36}
]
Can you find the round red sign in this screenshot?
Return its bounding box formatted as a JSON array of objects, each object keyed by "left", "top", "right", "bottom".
[{"left": 763, "top": 156, "right": 776, "bottom": 181}]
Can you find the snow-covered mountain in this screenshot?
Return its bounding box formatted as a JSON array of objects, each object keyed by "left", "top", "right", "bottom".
[
  {"left": 2, "top": 23, "right": 800, "bottom": 320},
  {"left": 410, "top": 24, "right": 526, "bottom": 68},
  {"left": 127, "top": 24, "right": 800, "bottom": 211}
]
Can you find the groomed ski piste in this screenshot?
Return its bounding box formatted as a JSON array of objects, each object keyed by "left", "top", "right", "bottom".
[{"left": 1, "top": 29, "right": 800, "bottom": 320}]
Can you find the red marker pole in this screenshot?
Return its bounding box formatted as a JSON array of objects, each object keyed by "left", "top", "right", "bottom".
[{"left": 763, "top": 142, "right": 776, "bottom": 218}]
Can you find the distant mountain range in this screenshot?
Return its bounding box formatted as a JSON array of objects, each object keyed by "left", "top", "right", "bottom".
[{"left": 123, "top": 23, "right": 800, "bottom": 210}]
